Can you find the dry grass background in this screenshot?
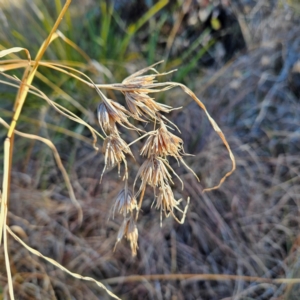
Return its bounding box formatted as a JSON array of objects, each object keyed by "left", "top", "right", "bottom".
[{"left": 1, "top": 0, "right": 300, "bottom": 299}]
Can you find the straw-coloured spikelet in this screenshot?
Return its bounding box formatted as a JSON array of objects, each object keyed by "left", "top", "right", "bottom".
[
  {"left": 141, "top": 123, "right": 184, "bottom": 158},
  {"left": 114, "top": 216, "right": 138, "bottom": 256},
  {"left": 134, "top": 156, "right": 174, "bottom": 193},
  {"left": 122, "top": 65, "right": 157, "bottom": 87},
  {"left": 141, "top": 123, "right": 199, "bottom": 182},
  {"left": 101, "top": 134, "right": 132, "bottom": 180},
  {"left": 124, "top": 91, "right": 153, "bottom": 120},
  {"left": 121, "top": 62, "right": 175, "bottom": 121},
  {"left": 154, "top": 185, "right": 189, "bottom": 226},
  {"left": 113, "top": 182, "right": 137, "bottom": 217},
  {"left": 154, "top": 185, "right": 181, "bottom": 217},
  {"left": 97, "top": 97, "right": 137, "bottom": 134},
  {"left": 125, "top": 91, "right": 172, "bottom": 120}
]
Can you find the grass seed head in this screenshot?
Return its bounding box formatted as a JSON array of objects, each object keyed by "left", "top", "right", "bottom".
[
  {"left": 97, "top": 98, "right": 139, "bottom": 134},
  {"left": 134, "top": 156, "right": 174, "bottom": 195},
  {"left": 97, "top": 102, "right": 117, "bottom": 134},
  {"left": 155, "top": 185, "right": 182, "bottom": 216},
  {"left": 125, "top": 91, "right": 157, "bottom": 120},
  {"left": 154, "top": 185, "right": 189, "bottom": 226},
  {"left": 101, "top": 134, "right": 132, "bottom": 180},
  {"left": 141, "top": 123, "right": 184, "bottom": 158},
  {"left": 122, "top": 63, "right": 174, "bottom": 122},
  {"left": 113, "top": 183, "right": 137, "bottom": 217},
  {"left": 122, "top": 72, "right": 156, "bottom": 88},
  {"left": 114, "top": 216, "right": 138, "bottom": 257},
  {"left": 124, "top": 91, "right": 172, "bottom": 120}
]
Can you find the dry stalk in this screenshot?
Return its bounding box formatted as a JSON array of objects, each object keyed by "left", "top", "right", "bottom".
[
  {"left": 7, "top": 226, "right": 120, "bottom": 300},
  {"left": 102, "top": 273, "right": 300, "bottom": 286},
  {"left": 0, "top": 118, "right": 82, "bottom": 223}
]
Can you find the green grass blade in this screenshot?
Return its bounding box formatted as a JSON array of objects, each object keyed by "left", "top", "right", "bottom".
[{"left": 119, "top": 0, "right": 169, "bottom": 59}]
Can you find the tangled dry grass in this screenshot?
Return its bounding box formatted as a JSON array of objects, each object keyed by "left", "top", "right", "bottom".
[
  {"left": 1, "top": 0, "right": 300, "bottom": 299},
  {"left": 0, "top": 1, "right": 236, "bottom": 299}
]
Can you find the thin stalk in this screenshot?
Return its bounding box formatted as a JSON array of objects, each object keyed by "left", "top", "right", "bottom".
[
  {"left": 103, "top": 273, "right": 300, "bottom": 286},
  {"left": 136, "top": 186, "right": 146, "bottom": 221},
  {"left": 8, "top": 0, "right": 72, "bottom": 139},
  {"left": 1, "top": 139, "right": 13, "bottom": 298}
]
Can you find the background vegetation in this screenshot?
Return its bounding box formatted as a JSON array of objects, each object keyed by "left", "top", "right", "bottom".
[{"left": 0, "top": 0, "right": 300, "bottom": 299}]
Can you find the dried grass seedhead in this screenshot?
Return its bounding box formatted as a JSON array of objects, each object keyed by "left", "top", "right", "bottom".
[
  {"left": 97, "top": 97, "right": 138, "bottom": 135},
  {"left": 155, "top": 184, "right": 181, "bottom": 215},
  {"left": 114, "top": 216, "right": 138, "bottom": 257},
  {"left": 134, "top": 156, "right": 174, "bottom": 193},
  {"left": 141, "top": 123, "right": 184, "bottom": 158},
  {"left": 121, "top": 62, "right": 176, "bottom": 123},
  {"left": 97, "top": 101, "right": 117, "bottom": 134},
  {"left": 125, "top": 91, "right": 172, "bottom": 120},
  {"left": 154, "top": 185, "right": 190, "bottom": 226},
  {"left": 113, "top": 183, "right": 137, "bottom": 217},
  {"left": 122, "top": 66, "right": 157, "bottom": 88},
  {"left": 121, "top": 61, "right": 174, "bottom": 91},
  {"left": 101, "top": 134, "right": 132, "bottom": 180},
  {"left": 125, "top": 91, "right": 152, "bottom": 120}
]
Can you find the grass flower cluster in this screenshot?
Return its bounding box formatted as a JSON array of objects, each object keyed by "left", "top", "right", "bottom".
[{"left": 94, "top": 62, "right": 235, "bottom": 256}]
